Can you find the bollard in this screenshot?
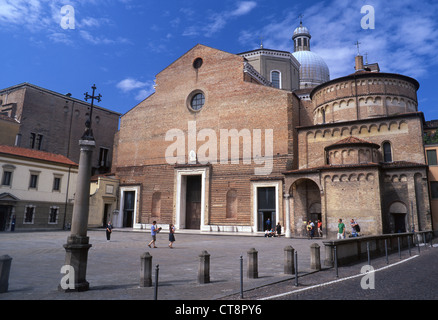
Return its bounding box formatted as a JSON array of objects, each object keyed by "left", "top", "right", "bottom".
[
  {"left": 294, "top": 250, "right": 298, "bottom": 287},
  {"left": 310, "top": 243, "right": 321, "bottom": 271},
  {"left": 384, "top": 239, "right": 389, "bottom": 265},
  {"left": 367, "top": 242, "right": 371, "bottom": 266},
  {"left": 408, "top": 236, "right": 411, "bottom": 256},
  {"left": 198, "top": 250, "right": 210, "bottom": 284},
  {"left": 140, "top": 252, "right": 152, "bottom": 287},
  {"left": 334, "top": 246, "right": 338, "bottom": 278},
  {"left": 240, "top": 255, "right": 244, "bottom": 299},
  {"left": 284, "top": 246, "right": 295, "bottom": 274},
  {"left": 398, "top": 237, "right": 401, "bottom": 260},
  {"left": 247, "top": 248, "right": 258, "bottom": 279},
  {"left": 154, "top": 264, "right": 159, "bottom": 300},
  {"left": 0, "top": 255, "right": 12, "bottom": 293}
]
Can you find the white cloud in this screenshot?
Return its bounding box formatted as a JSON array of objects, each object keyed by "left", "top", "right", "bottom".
[
  {"left": 183, "top": 1, "right": 258, "bottom": 38},
  {"left": 117, "top": 78, "right": 155, "bottom": 101},
  {"left": 238, "top": 0, "right": 438, "bottom": 79},
  {"left": 231, "top": 1, "right": 257, "bottom": 17}
]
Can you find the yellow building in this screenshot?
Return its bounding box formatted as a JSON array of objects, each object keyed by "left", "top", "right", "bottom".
[{"left": 424, "top": 120, "right": 438, "bottom": 234}]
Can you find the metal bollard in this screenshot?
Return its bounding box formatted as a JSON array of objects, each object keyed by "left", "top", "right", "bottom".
[
  {"left": 398, "top": 237, "right": 401, "bottom": 260},
  {"left": 140, "top": 252, "right": 152, "bottom": 287},
  {"left": 247, "top": 248, "right": 258, "bottom": 279},
  {"left": 334, "top": 246, "right": 338, "bottom": 278},
  {"left": 367, "top": 242, "right": 371, "bottom": 266},
  {"left": 154, "top": 264, "right": 159, "bottom": 300},
  {"left": 294, "top": 250, "right": 298, "bottom": 287},
  {"left": 240, "top": 255, "right": 244, "bottom": 299},
  {"left": 385, "top": 239, "right": 389, "bottom": 265},
  {"left": 0, "top": 255, "right": 12, "bottom": 293}
]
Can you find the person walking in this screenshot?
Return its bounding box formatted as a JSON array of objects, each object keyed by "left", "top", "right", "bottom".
[
  {"left": 148, "top": 221, "right": 159, "bottom": 248},
  {"left": 106, "top": 221, "right": 113, "bottom": 242},
  {"left": 337, "top": 219, "right": 346, "bottom": 239},
  {"left": 317, "top": 220, "right": 323, "bottom": 237},
  {"left": 168, "top": 224, "right": 176, "bottom": 248}
]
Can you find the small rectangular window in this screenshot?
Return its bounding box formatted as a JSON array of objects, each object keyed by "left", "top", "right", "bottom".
[
  {"left": 53, "top": 177, "right": 61, "bottom": 191},
  {"left": 2, "top": 171, "right": 12, "bottom": 186},
  {"left": 426, "top": 149, "right": 437, "bottom": 166},
  {"left": 24, "top": 206, "right": 35, "bottom": 224},
  {"left": 29, "top": 174, "right": 38, "bottom": 189},
  {"left": 49, "top": 207, "right": 59, "bottom": 224},
  {"left": 431, "top": 182, "right": 438, "bottom": 199}
]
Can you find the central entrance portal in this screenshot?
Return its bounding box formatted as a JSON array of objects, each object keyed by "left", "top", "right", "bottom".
[
  {"left": 257, "top": 187, "right": 276, "bottom": 232},
  {"left": 185, "top": 175, "right": 202, "bottom": 229}
]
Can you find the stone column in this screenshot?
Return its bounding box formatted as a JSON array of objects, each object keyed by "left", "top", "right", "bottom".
[
  {"left": 284, "top": 193, "right": 291, "bottom": 238},
  {"left": 198, "top": 250, "right": 210, "bottom": 284},
  {"left": 247, "top": 248, "right": 258, "bottom": 279},
  {"left": 284, "top": 246, "right": 295, "bottom": 274},
  {"left": 140, "top": 252, "right": 152, "bottom": 287},
  {"left": 0, "top": 255, "right": 12, "bottom": 293},
  {"left": 310, "top": 243, "right": 321, "bottom": 270},
  {"left": 61, "top": 139, "right": 95, "bottom": 292}
]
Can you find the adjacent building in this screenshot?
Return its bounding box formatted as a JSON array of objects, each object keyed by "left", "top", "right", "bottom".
[
  {"left": 424, "top": 120, "right": 438, "bottom": 234},
  {"left": 0, "top": 83, "right": 121, "bottom": 175},
  {"left": 0, "top": 145, "right": 78, "bottom": 231}
]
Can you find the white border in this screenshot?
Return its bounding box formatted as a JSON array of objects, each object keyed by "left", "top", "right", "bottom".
[
  {"left": 175, "top": 167, "right": 207, "bottom": 231},
  {"left": 252, "top": 180, "right": 281, "bottom": 233}
]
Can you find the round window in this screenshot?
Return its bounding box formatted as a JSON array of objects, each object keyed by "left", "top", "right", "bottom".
[
  {"left": 193, "top": 58, "right": 203, "bottom": 69},
  {"left": 190, "top": 92, "right": 205, "bottom": 111}
]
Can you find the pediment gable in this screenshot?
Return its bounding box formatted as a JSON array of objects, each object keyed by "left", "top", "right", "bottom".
[{"left": 0, "top": 193, "right": 20, "bottom": 202}]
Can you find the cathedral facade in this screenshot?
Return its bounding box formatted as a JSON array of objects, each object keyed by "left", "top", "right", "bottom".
[{"left": 113, "top": 23, "right": 433, "bottom": 237}]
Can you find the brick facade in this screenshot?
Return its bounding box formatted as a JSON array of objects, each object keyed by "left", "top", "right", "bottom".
[{"left": 114, "top": 45, "right": 433, "bottom": 237}]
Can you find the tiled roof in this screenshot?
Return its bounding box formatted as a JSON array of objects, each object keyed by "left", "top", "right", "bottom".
[{"left": 0, "top": 145, "right": 78, "bottom": 167}]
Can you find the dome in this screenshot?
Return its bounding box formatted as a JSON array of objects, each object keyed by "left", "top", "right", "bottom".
[
  {"left": 293, "top": 24, "right": 311, "bottom": 39},
  {"left": 292, "top": 50, "right": 330, "bottom": 88}
]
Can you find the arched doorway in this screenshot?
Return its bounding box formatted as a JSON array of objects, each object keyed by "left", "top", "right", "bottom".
[
  {"left": 389, "top": 201, "right": 407, "bottom": 233},
  {"left": 290, "top": 179, "right": 322, "bottom": 237}
]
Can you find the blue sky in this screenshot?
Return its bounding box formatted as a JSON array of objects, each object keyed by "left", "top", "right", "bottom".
[{"left": 1, "top": 0, "right": 438, "bottom": 120}]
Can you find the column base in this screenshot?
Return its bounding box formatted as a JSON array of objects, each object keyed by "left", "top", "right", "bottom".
[{"left": 59, "top": 235, "right": 92, "bottom": 292}]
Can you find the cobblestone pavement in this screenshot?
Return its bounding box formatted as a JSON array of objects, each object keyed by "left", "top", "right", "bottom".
[
  {"left": 221, "top": 242, "right": 438, "bottom": 300},
  {"left": 0, "top": 229, "right": 325, "bottom": 300}
]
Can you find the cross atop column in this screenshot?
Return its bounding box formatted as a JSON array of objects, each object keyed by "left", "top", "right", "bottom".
[
  {"left": 299, "top": 14, "right": 304, "bottom": 25},
  {"left": 82, "top": 84, "right": 102, "bottom": 140},
  {"left": 355, "top": 41, "right": 361, "bottom": 56}
]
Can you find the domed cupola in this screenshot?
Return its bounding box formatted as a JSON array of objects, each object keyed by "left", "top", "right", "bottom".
[{"left": 292, "top": 20, "right": 330, "bottom": 89}]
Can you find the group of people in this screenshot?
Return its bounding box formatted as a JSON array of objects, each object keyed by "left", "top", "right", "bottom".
[
  {"left": 264, "top": 218, "right": 283, "bottom": 238},
  {"left": 305, "top": 220, "right": 323, "bottom": 239},
  {"left": 148, "top": 221, "right": 176, "bottom": 249},
  {"left": 105, "top": 220, "right": 177, "bottom": 249},
  {"left": 104, "top": 217, "right": 361, "bottom": 245},
  {"left": 337, "top": 218, "right": 361, "bottom": 239}
]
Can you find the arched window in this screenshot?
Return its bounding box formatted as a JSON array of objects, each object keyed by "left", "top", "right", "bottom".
[
  {"left": 271, "top": 71, "right": 281, "bottom": 89},
  {"left": 226, "top": 189, "right": 238, "bottom": 219},
  {"left": 151, "top": 192, "right": 161, "bottom": 217},
  {"left": 383, "top": 142, "right": 392, "bottom": 162}
]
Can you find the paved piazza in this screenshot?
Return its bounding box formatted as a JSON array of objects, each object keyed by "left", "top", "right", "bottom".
[{"left": 0, "top": 230, "right": 324, "bottom": 300}]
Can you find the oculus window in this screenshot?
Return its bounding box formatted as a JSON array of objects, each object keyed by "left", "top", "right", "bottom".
[{"left": 190, "top": 92, "right": 205, "bottom": 111}]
